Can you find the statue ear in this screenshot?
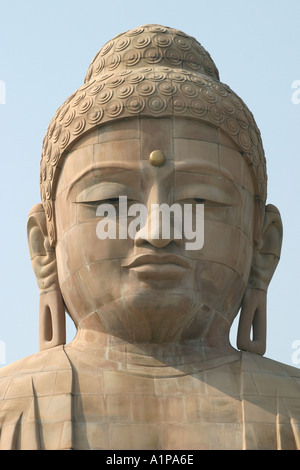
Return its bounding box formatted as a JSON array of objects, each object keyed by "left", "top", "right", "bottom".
[
  {"left": 237, "top": 204, "right": 283, "bottom": 355},
  {"left": 27, "top": 204, "right": 66, "bottom": 351}
]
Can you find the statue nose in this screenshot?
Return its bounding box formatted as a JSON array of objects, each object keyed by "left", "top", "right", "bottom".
[
  {"left": 134, "top": 165, "right": 183, "bottom": 248},
  {"left": 134, "top": 204, "right": 183, "bottom": 248},
  {"left": 135, "top": 230, "right": 174, "bottom": 249},
  {"left": 135, "top": 227, "right": 173, "bottom": 248}
]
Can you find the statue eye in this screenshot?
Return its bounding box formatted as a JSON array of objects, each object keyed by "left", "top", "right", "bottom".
[
  {"left": 76, "top": 183, "right": 135, "bottom": 205},
  {"left": 180, "top": 198, "right": 205, "bottom": 205},
  {"left": 194, "top": 198, "right": 205, "bottom": 203},
  {"left": 100, "top": 197, "right": 120, "bottom": 205},
  {"left": 78, "top": 198, "right": 120, "bottom": 207}
]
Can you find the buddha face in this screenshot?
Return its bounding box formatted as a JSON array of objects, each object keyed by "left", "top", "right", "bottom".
[{"left": 54, "top": 117, "right": 256, "bottom": 344}]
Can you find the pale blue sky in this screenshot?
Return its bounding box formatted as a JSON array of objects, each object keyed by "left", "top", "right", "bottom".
[{"left": 0, "top": 0, "right": 299, "bottom": 367}]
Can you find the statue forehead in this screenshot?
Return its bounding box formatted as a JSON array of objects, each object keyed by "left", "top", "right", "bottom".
[
  {"left": 40, "top": 24, "right": 267, "bottom": 245},
  {"left": 64, "top": 117, "right": 239, "bottom": 166},
  {"left": 57, "top": 117, "right": 254, "bottom": 198}
]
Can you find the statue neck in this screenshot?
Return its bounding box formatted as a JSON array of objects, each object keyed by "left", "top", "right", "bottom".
[{"left": 67, "top": 327, "right": 239, "bottom": 372}]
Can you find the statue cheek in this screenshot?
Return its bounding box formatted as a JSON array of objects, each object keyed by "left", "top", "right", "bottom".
[
  {"left": 78, "top": 260, "right": 122, "bottom": 309},
  {"left": 82, "top": 221, "right": 134, "bottom": 264},
  {"left": 60, "top": 259, "right": 123, "bottom": 326}
]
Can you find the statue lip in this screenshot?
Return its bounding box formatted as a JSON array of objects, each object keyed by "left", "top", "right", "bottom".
[{"left": 122, "top": 253, "right": 191, "bottom": 269}]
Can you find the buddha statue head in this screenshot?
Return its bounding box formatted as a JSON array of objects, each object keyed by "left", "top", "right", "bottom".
[{"left": 27, "top": 25, "right": 283, "bottom": 358}]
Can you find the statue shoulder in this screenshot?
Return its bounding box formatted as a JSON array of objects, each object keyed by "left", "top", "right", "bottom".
[
  {"left": 0, "top": 346, "right": 73, "bottom": 450},
  {"left": 239, "top": 352, "right": 300, "bottom": 449},
  {"left": 0, "top": 344, "right": 72, "bottom": 383},
  {"left": 240, "top": 351, "right": 300, "bottom": 379},
  {"left": 241, "top": 352, "right": 300, "bottom": 412}
]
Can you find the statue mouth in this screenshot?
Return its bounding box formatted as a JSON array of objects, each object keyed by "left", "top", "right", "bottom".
[
  {"left": 122, "top": 254, "right": 191, "bottom": 282},
  {"left": 123, "top": 253, "right": 191, "bottom": 269}
]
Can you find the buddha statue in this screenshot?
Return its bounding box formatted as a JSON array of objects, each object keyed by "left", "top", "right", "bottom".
[{"left": 0, "top": 24, "right": 299, "bottom": 450}]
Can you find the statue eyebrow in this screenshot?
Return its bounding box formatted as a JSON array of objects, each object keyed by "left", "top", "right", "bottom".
[
  {"left": 174, "top": 165, "right": 241, "bottom": 205},
  {"left": 66, "top": 163, "right": 139, "bottom": 196},
  {"left": 174, "top": 161, "right": 220, "bottom": 173}
]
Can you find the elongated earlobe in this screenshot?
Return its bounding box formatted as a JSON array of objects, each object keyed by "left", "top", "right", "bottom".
[
  {"left": 237, "top": 204, "right": 283, "bottom": 355},
  {"left": 39, "top": 290, "right": 66, "bottom": 351},
  {"left": 237, "top": 288, "right": 266, "bottom": 355},
  {"left": 27, "top": 204, "right": 66, "bottom": 351}
]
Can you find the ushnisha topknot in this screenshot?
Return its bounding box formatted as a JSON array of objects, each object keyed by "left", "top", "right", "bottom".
[{"left": 40, "top": 24, "right": 267, "bottom": 246}]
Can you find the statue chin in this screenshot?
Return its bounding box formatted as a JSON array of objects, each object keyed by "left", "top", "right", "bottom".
[{"left": 86, "top": 290, "right": 199, "bottom": 344}]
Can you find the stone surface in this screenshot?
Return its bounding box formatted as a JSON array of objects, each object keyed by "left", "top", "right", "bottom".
[{"left": 0, "top": 24, "right": 298, "bottom": 450}]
